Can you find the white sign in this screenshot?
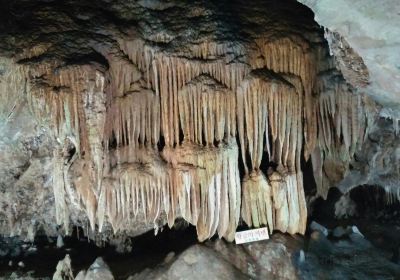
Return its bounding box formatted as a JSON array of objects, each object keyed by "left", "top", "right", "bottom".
[{"left": 235, "top": 227, "right": 269, "bottom": 244}]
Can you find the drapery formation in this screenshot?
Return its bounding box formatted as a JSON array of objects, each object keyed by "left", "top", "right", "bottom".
[
  {"left": 237, "top": 70, "right": 307, "bottom": 235},
  {"left": 22, "top": 33, "right": 372, "bottom": 241},
  {"left": 311, "top": 73, "right": 374, "bottom": 199},
  {"left": 27, "top": 63, "right": 107, "bottom": 233}
]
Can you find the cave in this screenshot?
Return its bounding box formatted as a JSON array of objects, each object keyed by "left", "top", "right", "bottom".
[{"left": 0, "top": 0, "right": 399, "bottom": 279}]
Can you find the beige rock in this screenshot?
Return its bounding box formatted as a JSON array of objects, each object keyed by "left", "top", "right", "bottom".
[{"left": 53, "top": 255, "right": 74, "bottom": 280}]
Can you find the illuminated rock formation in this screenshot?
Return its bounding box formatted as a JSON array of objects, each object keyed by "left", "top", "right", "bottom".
[{"left": 0, "top": 0, "right": 379, "bottom": 242}]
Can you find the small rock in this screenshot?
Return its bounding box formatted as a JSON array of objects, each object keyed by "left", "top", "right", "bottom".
[
  {"left": 164, "top": 251, "right": 175, "bottom": 264},
  {"left": 27, "top": 246, "right": 37, "bottom": 252},
  {"left": 332, "top": 226, "right": 347, "bottom": 238},
  {"left": 310, "top": 221, "right": 329, "bottom": 236},
  {"left": 351, "top": 226, "right": 364, "bottom": 237},
  {"left": 56, "top": 235, "right": 64, "bottom": 248},
  {"left": 8, "top": 260, "right": 13, "bottom": 266},
  {"left": 310, "top": 231, "right": 323, "bottom": 241},
  {"left": 298, "top": 250, "right": 305, "bottom": 263},
  {"left": 18, "top": 261, "right": 25, "bottom": 268}
]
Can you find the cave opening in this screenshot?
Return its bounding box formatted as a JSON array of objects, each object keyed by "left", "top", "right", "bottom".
[
  {"left": 350, "top": 185, "right": 400, "bottom": 219},
  {"left": 311, "top": 185, "right": 400, "bottom": 226}
]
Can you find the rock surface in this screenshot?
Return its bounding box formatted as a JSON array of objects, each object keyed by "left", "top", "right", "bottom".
[
  {"left": 310, "top": 221, "right": 329, "bottom": 236},
  {"left": 76, "top": 257, "right": 114, "bottom": 280},
  {"left": 0, "top": 0, "right": 397, "bottom": 251},
  {"left": 0, "top": 0, "right": 356, "bottom": 241},
  {"left": 332, "top": 226, "right": 347, "bottom": 238},
  {"left": 298, "top": 0, "right": 400, "bottom": 112},
  {"left": 128, "top": 233, "right": 400, "bottom": 280},
  {"left": 0, "top": 1, "right": 399, "bottom": 279},
  {"left": 53, "top": 254, "right": 73, "bottom": 280},
  {"left": 336, "top": 117, "right": 400, "bottom": 197}
]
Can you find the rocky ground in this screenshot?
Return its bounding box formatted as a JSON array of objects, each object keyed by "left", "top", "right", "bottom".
[{"left": 0, "top": 222, "right": 399, "bottom": 280}]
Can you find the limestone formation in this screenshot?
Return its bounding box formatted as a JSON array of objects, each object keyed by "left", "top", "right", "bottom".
[{"left": 0, "top": 0, "right": 377, "bottom": 242}]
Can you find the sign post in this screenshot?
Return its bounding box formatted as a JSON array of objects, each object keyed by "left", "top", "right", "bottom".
[{"left": 235, "top": 227, "right": 270, "bottom": 244}]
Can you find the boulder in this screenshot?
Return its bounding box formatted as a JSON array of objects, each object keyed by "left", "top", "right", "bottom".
[
  {"left": 83, "top": 257, "right": 114, "bottom": 280},
  {"left": 332, "top": 226, "right": 348, "bottom": 238},
  {"left": 310, "top": 221, "right": 329, "bottom": 236},
  {"left": 52, "top": 254, "right": 74, "bottom": 280},
  {"left": 350, "top": 226, "right": 364, "bottom": 237}
]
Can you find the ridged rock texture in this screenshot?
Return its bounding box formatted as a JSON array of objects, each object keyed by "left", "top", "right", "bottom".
[
  {"left": 0, "top": 0, "right": 376, "bottom": 242},
  {"left": 298, "top": 0, "right": 400, "bottom": 113}
]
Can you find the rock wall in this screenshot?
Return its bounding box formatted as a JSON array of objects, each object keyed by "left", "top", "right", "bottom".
[
  {"left": 298, "top": 0, "right": 400, "bottom": 202},
  {"left": 298, "top": 0, "right": 400, "bottom": 112}
]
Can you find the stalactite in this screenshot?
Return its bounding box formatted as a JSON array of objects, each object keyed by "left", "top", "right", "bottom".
[
  {"left": 152, "top": 56, "right": 249, "bottom": 147},
  {"left": 53, "top": 150, "right": 70, "bottom": 233},
  {"left": 104, "top": 157, "right": 169, "bottom": 233},
  {"left": 94, "top": 139, "right": 240, "bottom": 242},
  {"left": 178, "top": 75, "right": 236, "bottom": 145},
  {"left": 267, "top": 170, "right": 306, "bottom": 235},
  {"left": 25, "top": 64, "right": 108, "bottom": 231},
  {"left": 73, "top": 161, "right": 98, "bottom": 231},
  {"left": 241, "top": 172, "right": 274, "bottom": 233},
  {"left": 237, "top": 70, "right": 298, "bottom": 172},
  {"left": 0, "top": 59, "right": 27, "bottom": 124},
  {"left": 162, "top": 139, "right": 241, "bottom": 241},
  {"left": 236, "top": 70, "right": 306, "bottom": 234},
  {"left": 118, "top": 38, "right": 250, "bottom": 147},
  {"left": 108, "top": 54, "right": 142, "bottom": 98},
  {"left": 105, "top": 89, "right": 160, "bottom": 149},
  {"left": 15, "top": 27, "right": 374, "bottom": 242},
  {"left": 252, "top": 36, "right": 321, "bottom": 160},
  {"left": 311, "top": 72, "right": 372, "bottom": 198}
]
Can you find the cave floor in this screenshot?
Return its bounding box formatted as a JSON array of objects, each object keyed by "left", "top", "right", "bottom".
[{"left": 0, "top": 218, "right": 399, "bottom": 279}]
